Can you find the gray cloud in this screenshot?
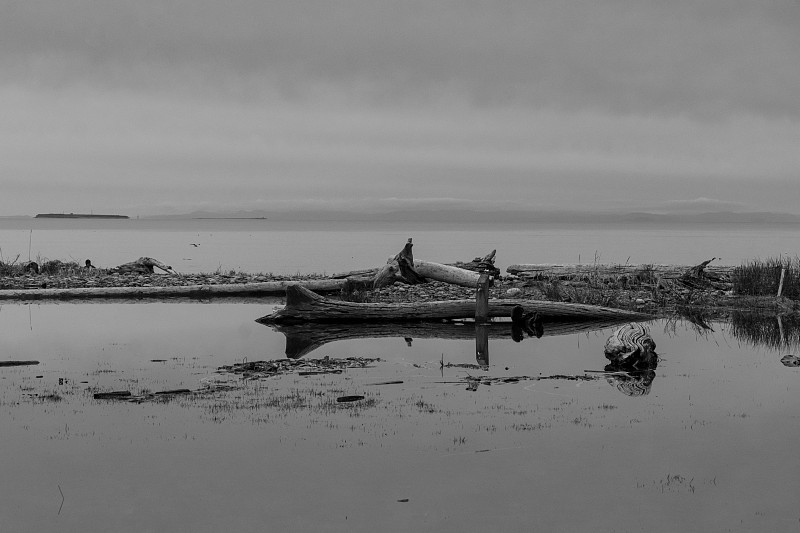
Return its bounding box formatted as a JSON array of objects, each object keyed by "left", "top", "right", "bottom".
[
  {"left": 2, "top": 1, "right": 799, "bottom": 216},
  {"left": 4, "top": 1, "right": 799, "bottom": 116}
]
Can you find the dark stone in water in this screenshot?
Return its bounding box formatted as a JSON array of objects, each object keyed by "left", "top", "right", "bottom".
[{"left": 780, "top": 355, "right": 800, "bottom": 367}]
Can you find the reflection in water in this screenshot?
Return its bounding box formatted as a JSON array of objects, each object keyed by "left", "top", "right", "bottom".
[
  {"left": 604, "top": 368, "right": 657, "bottom": 396},
  {"left": 730, "top": 311, "right": 800, "bottom": 350},
  {"left": 267, "top": 317, "right": 645, "bottom": 359},
  {"left": 510, "top": 305, "right": 544, "bottom": 341}
]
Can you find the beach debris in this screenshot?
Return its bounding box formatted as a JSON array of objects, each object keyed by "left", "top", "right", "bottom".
[
  {"left": 457, "top": 373, "right": 599, "bottom": 391},
  {"left": 336, "top": 395, "right": 365, "bottom": 403},
  {"left": 153, "top": 389, "right": 192, "bottom": 395},
  {"left": 780, "top": 354, "right": 800, "bottom": 367},
  {"left": 93, "top": 391, "right": 132, "bottom": 400},
  {"left": 112, "top": 257, "right": 176, "bottom": 275},
  {"left": 0, "top": 360, "right": 40, "bottom": 367},
  {"left": 217, "top": 356, "right": 380, "bottom": 379}
]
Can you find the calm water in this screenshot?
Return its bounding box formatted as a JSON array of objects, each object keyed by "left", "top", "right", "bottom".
[
  {"left": 1, "top": 301, "right": 800, "bottom": 532},
  {"left": 1, "top": 218, "right": 799, "bottom": 274},
  {"left": 2, "top": 219, "right": 800, "bottom": 531}
]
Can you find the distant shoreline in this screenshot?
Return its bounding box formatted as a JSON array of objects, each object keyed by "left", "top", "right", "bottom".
[{"left": 35, "top": 213, "right": 129, "bottom": 219}]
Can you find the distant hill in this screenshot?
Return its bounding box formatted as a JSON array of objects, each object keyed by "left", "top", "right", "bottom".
[
  {"left": 143, "top": 209, "right": 800, "bottom": 225},
  {"left": 35, "top": 213, "right": 129, "bottom": 219}
]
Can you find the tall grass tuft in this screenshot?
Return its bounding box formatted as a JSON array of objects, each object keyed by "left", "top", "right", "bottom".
[{"left": 733, "top": 257, "right": 800, "bottom": 299}]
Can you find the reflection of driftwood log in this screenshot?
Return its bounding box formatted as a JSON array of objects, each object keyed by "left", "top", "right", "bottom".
[
  {"left": 0, "top": 360, "right": 40, "bottom": 367},
  {"left": 266, "top": 317, "right": 641, "bottom": 358},
  {"left": 113, "top": 257, "right": 176, "bottom": 275},
  {"left": 259, "top": 285, "right": 649, "bottom": 324},
  {"left": 373, "top": 238, "right": 484, "bottom": 289}
]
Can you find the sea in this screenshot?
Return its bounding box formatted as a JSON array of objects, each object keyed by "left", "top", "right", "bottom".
[
  {"left": 3, "top": 216, "right": 800, "bottom": 532},
  {"left": 1, "top": 217, "right": 799, "bottom": 274}
]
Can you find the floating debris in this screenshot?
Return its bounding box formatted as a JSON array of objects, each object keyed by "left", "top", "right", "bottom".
[
  {"left": 336, "top": 395, "right": 365, "bottom": 403},
  {"left": 444, "top": 363, "right": 487, "bottom": 370},
  {"left": 458, "top": 373, "right": 600, "bottom": 391},
  {"left": 93, "top": 391, "right": 132, "bottom": 400},
  {"left": 0, "top": 360, "right": 40, "bottom": 367},
  {"left": 218, "top": 356, "right": 380, "bottom": 379}
]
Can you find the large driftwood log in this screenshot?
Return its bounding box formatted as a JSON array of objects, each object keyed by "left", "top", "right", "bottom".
[
  {"left": 113, "top": 257, "right": 176, "bottom": 275},
  {"left": 265, "top": 318, "right": 641, "bottom": 358},
  {"left": 507, "top": 263, "right": 734, "bottom": 280},
  {"left": 0, "top": 280, "right": 348, "bottom": 301},
  {"left": 259, "top": 285, "right": 649, "bottom": 324}
]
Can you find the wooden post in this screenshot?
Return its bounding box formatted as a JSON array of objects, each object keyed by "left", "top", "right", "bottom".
[
  {"left": 475, "top": 272, "right": 490, "bottom": 324},
  {"left": 777, "top": 267, "right": 786, "bottom": 297},
  {"left": 475, "top": 324, "right": 489, "bottom": 367}
]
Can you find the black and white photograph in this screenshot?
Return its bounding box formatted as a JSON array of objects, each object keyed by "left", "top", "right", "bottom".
[{"left": 2, "top": 1, "right": 799, "bottom": 531}]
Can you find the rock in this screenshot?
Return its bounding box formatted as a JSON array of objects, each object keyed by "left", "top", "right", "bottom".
[
  {"left": 505, "top": 288, "right": 522, "bottom": 298},
  {"left": 780, "top": 355, "right": 800, "bottom": 367}
]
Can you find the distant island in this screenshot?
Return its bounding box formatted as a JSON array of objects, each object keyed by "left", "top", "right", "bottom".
[{"left": 35, "top": 213, "right": 129, "bottom": 219}]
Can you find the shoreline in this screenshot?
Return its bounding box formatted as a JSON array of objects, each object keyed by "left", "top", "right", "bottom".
[{"left": 1, "top": 263, "right": 797, "bottom": 319}]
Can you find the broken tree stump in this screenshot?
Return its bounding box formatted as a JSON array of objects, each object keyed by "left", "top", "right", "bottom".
[
  {"left": 449, "top": 250, "right": 501, "bottom": 277},
  {"left": 373, "top": 238, "right": 485, "bottom": 288}
]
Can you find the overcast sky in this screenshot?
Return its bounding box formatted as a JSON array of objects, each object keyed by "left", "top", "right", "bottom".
[{"left": 2, "top": 1, "right": 799, "bottom": 216}]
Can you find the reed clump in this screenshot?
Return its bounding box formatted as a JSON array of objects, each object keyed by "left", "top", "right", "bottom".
[{"left": 732, "top": 258, "right": 800, "bottom": 299}]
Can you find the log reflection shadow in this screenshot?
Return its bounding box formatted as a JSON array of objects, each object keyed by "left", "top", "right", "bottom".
[{"left": 264, "top": 317, "right": 642, "bottom": 360}]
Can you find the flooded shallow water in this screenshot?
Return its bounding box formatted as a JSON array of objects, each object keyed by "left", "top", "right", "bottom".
[{"left": 2, "top": 302, "right": 800, "bottom": 532}]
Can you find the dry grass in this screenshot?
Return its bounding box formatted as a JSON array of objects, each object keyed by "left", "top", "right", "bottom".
[{"left": 733, "top": 257, "right": 800, "bottom": 299}]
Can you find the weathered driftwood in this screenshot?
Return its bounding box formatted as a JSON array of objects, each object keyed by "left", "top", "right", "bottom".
[
  {"left": 678, "top": 258, "right": 729, "bottom": 290},
  {"left": 373, "top": 238, "right": 425, "bottom": 288},
  {"left": 112, "top": 257, "right": 176, "bottom": 275},
  {"left": 332, "top": 250, "right": 498, "bottom": 280},
  {"left": 0, "top": 279, "right": 348, "bottom": 301},
  {"left": 266, "top": 317, "right": 641, "bottom": 358},
  {"left": 258, "top": 285, "right": 649, "bottom": 324},
  {"left": 373, "top": 238, "right": 486, "bottom": 289},
  {"left": 449, "top": 250, "right": 501, "bottom": 277},
  {"left": 604, "top": 323, "right": 657, "bottom": 368},
  {"left": 507, "top": 263, "right": 734, "bottom": 280}
]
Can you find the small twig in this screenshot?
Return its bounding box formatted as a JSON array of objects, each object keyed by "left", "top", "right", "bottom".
[{"left": 58, "top": 484, "right": 64, "bottom": 515}]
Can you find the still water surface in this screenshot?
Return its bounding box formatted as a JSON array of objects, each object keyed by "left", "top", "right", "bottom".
[
  {"left": 1, "top": 301, "right": 799, "bottom": 532},
  {"left": 1, "top": 218, "right": 799, "bottom": 274}
]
